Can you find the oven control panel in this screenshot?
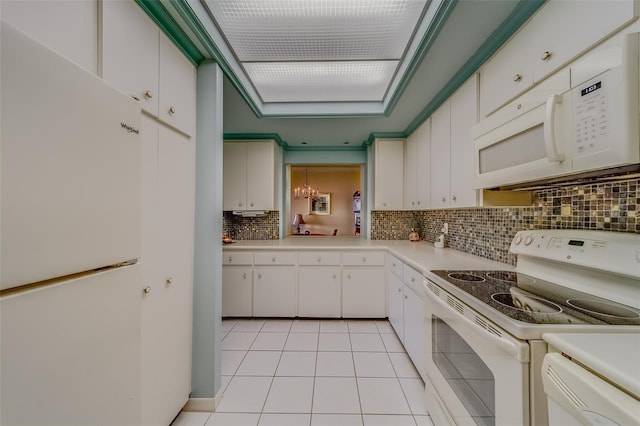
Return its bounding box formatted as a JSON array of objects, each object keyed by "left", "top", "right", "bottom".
[{"left": 510, "top": 230, "right": 640, "bottom": 278}]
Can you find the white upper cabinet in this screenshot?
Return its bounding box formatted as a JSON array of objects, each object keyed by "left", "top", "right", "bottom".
[
  {"left": 449, "top": 75, "right": 479, "bottom": 208},
  {"left": 430, "top": 75, "right": 478, "bottom": 208},
  {"left": 223, "top": 141, "right": 278, "bottom": 211},
  {"left": 1, "top": 0, "right": 98, "bottom": 74},
  {"left": 373, "top": 138, "right": 405, "bottom": 210},
  {"left": 429, "top": 100, "right": 451, "bottom": 208},
  {"left": 404, "top": 119, "right": 430, "bottom": 210},
  {"left": 480, "top": 0, "right": 638, "bottom": 117},
  {"left": 101, "top": 0, "right": 195, "bottom": 135}
]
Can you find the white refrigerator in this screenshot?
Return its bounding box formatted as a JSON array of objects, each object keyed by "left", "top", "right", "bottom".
[{"left": 1, "top": 21, "right": 143, "bottom": 425}]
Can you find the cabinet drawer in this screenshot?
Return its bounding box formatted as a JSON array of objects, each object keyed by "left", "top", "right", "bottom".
[
  {"left": 222, "top": 252, "right": 253, "bottom": 265},
  {"left": 298, "top": 251, "right": 341, "bottom": 266},
  {"left": 403, "top": 264, "right": 425, "bottom": 298},
  {"left": 342, "top": 251, "right": 385, "bottom": 266},
  {"left": 388, "top": 255, "right": 403, "bottom": 278},
  {"left": 254, "top": 251, "right": 297, "bottom": 265}
]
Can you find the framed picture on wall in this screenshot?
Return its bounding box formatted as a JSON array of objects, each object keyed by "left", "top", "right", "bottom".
[{"left": 309, "top": 192, "right": 331, "bottom": 215}]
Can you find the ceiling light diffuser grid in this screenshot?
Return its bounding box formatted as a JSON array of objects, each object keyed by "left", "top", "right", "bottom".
[
  {"left": 206, "top": 0, "right": 428, "bottom": 61},
  {"left": 244, "top": 61, "right": 398, "bottom": 102}
]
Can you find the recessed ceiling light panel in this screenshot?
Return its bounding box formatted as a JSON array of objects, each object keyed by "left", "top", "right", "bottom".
[
  {"left": 206, "top": 0, "right": 428, "bottom": 61},
  {"left": 244, "top": 61, "right": 398, "bottom": 102}
]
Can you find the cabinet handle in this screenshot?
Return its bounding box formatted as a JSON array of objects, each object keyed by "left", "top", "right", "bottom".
[
  {"left": 239, "top": 202, "right": 243, "bottom": 207},
  {"left": 452, "top": 195, "right": 457, "bottom": 202},
  {"left": 258, "top": 273, "right": 262, "bottom": 279},
  {"left": 242, "top": 273, "right": 247, "bottom": 279},
  {"left": 272, "top": 256, "right": 276, "bottom": 263},
  {"left": 392, "top": 263, "right": 396, "bottom": 267},
  {"left": 383, "top": 202, "right": 387, "bottom": 207},
  {"left": 417, "top": 201, "right": 421, "bottom": 205},
  {"left": 347, "top": 274, "right": 351, "bottom": 280},
  {"left": 411, "top": 277, "right": 415, "bottom": 283},
  {"left": 168, "top": 106, "right": 176, "bottom": 115},
  {"left": 513, "top": 73, "right": 522, "bottom": 82},
  {"left": 143, "top": 286, "right": 151, "bottom": 294},
  {"left": 404, "top": 295, "right": 408, "bottom": 299},
  {"left": 317, "top": 257, "right": 322, "bottom": 262},
  {"left": 397, "top": 288, "right": 402, "bottom": 293},
  {"left": 166, "top": 277, "right": 174, "bottom": 285},
  {"left": 144, "top": 90, "right": 153, "bottom": 99},
  {"left": 228, "top": 256, "right": 233, "bottom": 262},
  {"left": 541, "top": 51, "right": 552, "bottom": 61},
  {"left": 362, "top": 257, "right": 366, "bottom": 263},
  {"left": 441, "top": 197, "right": 446, "bottom": 203},
  {"left": 332, "top": 274, "right": 336, "bottom": 279}
]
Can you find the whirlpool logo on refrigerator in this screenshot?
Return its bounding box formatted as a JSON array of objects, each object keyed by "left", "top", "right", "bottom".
[{"left": 120, "top": 122, "right": 139, "bottom": 134}]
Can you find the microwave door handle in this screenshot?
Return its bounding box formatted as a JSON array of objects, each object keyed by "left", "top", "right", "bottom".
[{"left": 544, "top": 94, "right": 565, "bottom": 163}]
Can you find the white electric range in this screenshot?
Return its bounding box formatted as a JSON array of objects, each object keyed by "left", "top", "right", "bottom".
[{"left": 423, "top": 229, "right": 640, "bottom": 426}]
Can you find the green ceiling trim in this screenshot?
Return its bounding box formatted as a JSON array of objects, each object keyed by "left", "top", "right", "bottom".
[
  {"left": 134, "top": 0, "right": 203, "bottom": 66},
  {"left": 223, "top": 133, "right": 288, "bottom": 148},
  {"left": 383, "top": 0, "right": 458, "bottom": 116},
  {"left": 403, "top": 0, "right": 547, "bottom": 135}
]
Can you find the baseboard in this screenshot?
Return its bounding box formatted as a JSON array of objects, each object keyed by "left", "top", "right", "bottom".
[{"left": 182, "top": 388, "right": 224, "bottom": 413}]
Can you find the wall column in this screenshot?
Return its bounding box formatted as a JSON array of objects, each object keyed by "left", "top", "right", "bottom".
[{"left": 190, "top": 61, "right": 223, "bottom": 407}]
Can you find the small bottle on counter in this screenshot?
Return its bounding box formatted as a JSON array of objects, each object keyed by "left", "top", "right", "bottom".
[
  {"left": 409, "top": 228, "right": 420, "bottom": 242},
  {"left": 434, "top": 234, "right": 444, "bottom": 248}
]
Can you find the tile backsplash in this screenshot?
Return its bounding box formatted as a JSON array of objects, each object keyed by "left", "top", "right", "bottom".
[
  {"left": 371, "top": 177, "right": 639, "bottom": 265},
  {"left": 223, "top": 211, "right": 280, "bottom": 240}
]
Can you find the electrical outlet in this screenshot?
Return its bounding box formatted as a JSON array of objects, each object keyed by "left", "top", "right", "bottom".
[{"left": 443, "top": 223, "right": 448, "bottom": 234}]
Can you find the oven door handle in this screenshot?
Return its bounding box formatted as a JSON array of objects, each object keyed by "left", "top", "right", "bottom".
[{"left": 428, "top": 289, "right": 529, "bottom": 362}]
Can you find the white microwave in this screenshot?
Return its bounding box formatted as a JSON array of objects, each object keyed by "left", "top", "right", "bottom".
[{"left": 473, "top": 32, "right": 640, "bottom": 189}]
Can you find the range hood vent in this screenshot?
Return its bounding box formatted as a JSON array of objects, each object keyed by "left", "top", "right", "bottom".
[{"left": 232, "top": 210, "right": 268, "bottom": 217}]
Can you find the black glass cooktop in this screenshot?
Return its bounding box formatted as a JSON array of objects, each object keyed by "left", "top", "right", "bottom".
[{"left": 430, "top": 270, "right": 640, "bottom": 326}]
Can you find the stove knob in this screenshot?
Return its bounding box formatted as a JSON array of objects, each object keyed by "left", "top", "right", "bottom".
[
  {"left": 524, "top": 235, "right": 534, "bottom": 246},
  {"left": 513, "top": 235, "right": 522, "bottom": 245}
]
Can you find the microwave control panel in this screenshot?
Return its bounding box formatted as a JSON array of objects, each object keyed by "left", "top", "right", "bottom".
[{"left": 573, "top": 76, "right": 609, "bottom": 156}]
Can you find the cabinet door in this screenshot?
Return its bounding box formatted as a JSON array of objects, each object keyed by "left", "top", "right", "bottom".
[
  {"left": 253, "top": 267, "right": 296, "bottom": 317},
  {"left": 415, "top": 119, "right": 431, "bottom": 208},
  {"left": 222, "top": 266, "right": 253, "bottom": 316},
  {"left": 101, "top": 0, "right": 159, "bottom": 115},
  {"left": 531, "top": 0, "right": 637, "bottom": 83},
  {"left": 387, "top": 272, "right": 404, "bottom": 340},
  {"left": 449, "top": 75, "right": 478, "bottom": 208},
  {"left": 374, "top": 139, "right": 404, "bottom": 210},
  {"left": 223, "top": 142, "right": 248, "bottom": 210},
  {"left": 159, "top": 34, "right": 196, "bottom": 136},
  {"left": 403, "top": 285, "right": 425, "bottom": 380},
  {"left": 1, "top": 0, "right": 98, "bottom": 74},
  {"left": 429, "top": 101, "right": 451, "bottom": 207},
  {"left": 404, "top": 132, "right": 418, "bottom": 209},
  {"left": 141, "top": 124, "right": 195, "bottom": 426},
  {"left": 298, "top": 267, "right": 341, "bottom": 318},
  {"left": 342, "top": 268, "right": 385, "bottom": 318},
  {"left": 246, "top": 141, "right": 275, "bottom": 210}
]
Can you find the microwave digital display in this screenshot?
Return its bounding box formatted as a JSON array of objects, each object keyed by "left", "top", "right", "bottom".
[
  {"left": 568, "top": 240, "right": 585, "bottom": 247},
  {"left": 581, "top": 81, "right": 602, "bottom": 96}
]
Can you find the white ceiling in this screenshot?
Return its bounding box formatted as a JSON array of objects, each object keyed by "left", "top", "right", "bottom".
[
  {"left": 203, "top": 0, "right": 429, "bottom": 105},
  {"left": 173, "top": 0, "right": 530, "bottom": 147}
]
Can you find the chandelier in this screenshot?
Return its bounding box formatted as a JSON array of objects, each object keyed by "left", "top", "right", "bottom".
[{"left": 293, "top": 168, "right": 319, "bottom": 200}]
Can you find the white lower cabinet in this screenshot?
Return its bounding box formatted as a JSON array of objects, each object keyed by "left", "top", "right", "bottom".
[
  {"left": 402, "top": 283, "right": 425, "bottom": 380},
  {"left": 388, "top": 270, "right": 405, "bottom": 340},
  {"left": 253, "top": 267, "right": 297, "bottom": 317},
  {"left": 342, "top": 268, "right": 386, "bottom": 318},
  {"left": 221, "top": 249, "right": 387, "bottom": 318},
  {"left": 222, "top": 267, "right": 253, "bottom": 316},
  {"left": 298, "top": 267, "right": 341, "bottom": 317},
  {"left": 387, "top": 256, "right": 427, "bottom": 380}
]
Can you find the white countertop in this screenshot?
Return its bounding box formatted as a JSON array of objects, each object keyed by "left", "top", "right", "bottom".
[
  {"left": 543, "top": 332, "right": 640, "bottom": 399},
  {"left": 223, "top": 238, "right": 512, "bottom": 275}
]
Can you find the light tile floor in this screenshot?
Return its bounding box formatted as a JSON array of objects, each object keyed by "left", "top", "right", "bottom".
[{"left": 172, "top": 318, "right": 434, "bottom": 426}]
